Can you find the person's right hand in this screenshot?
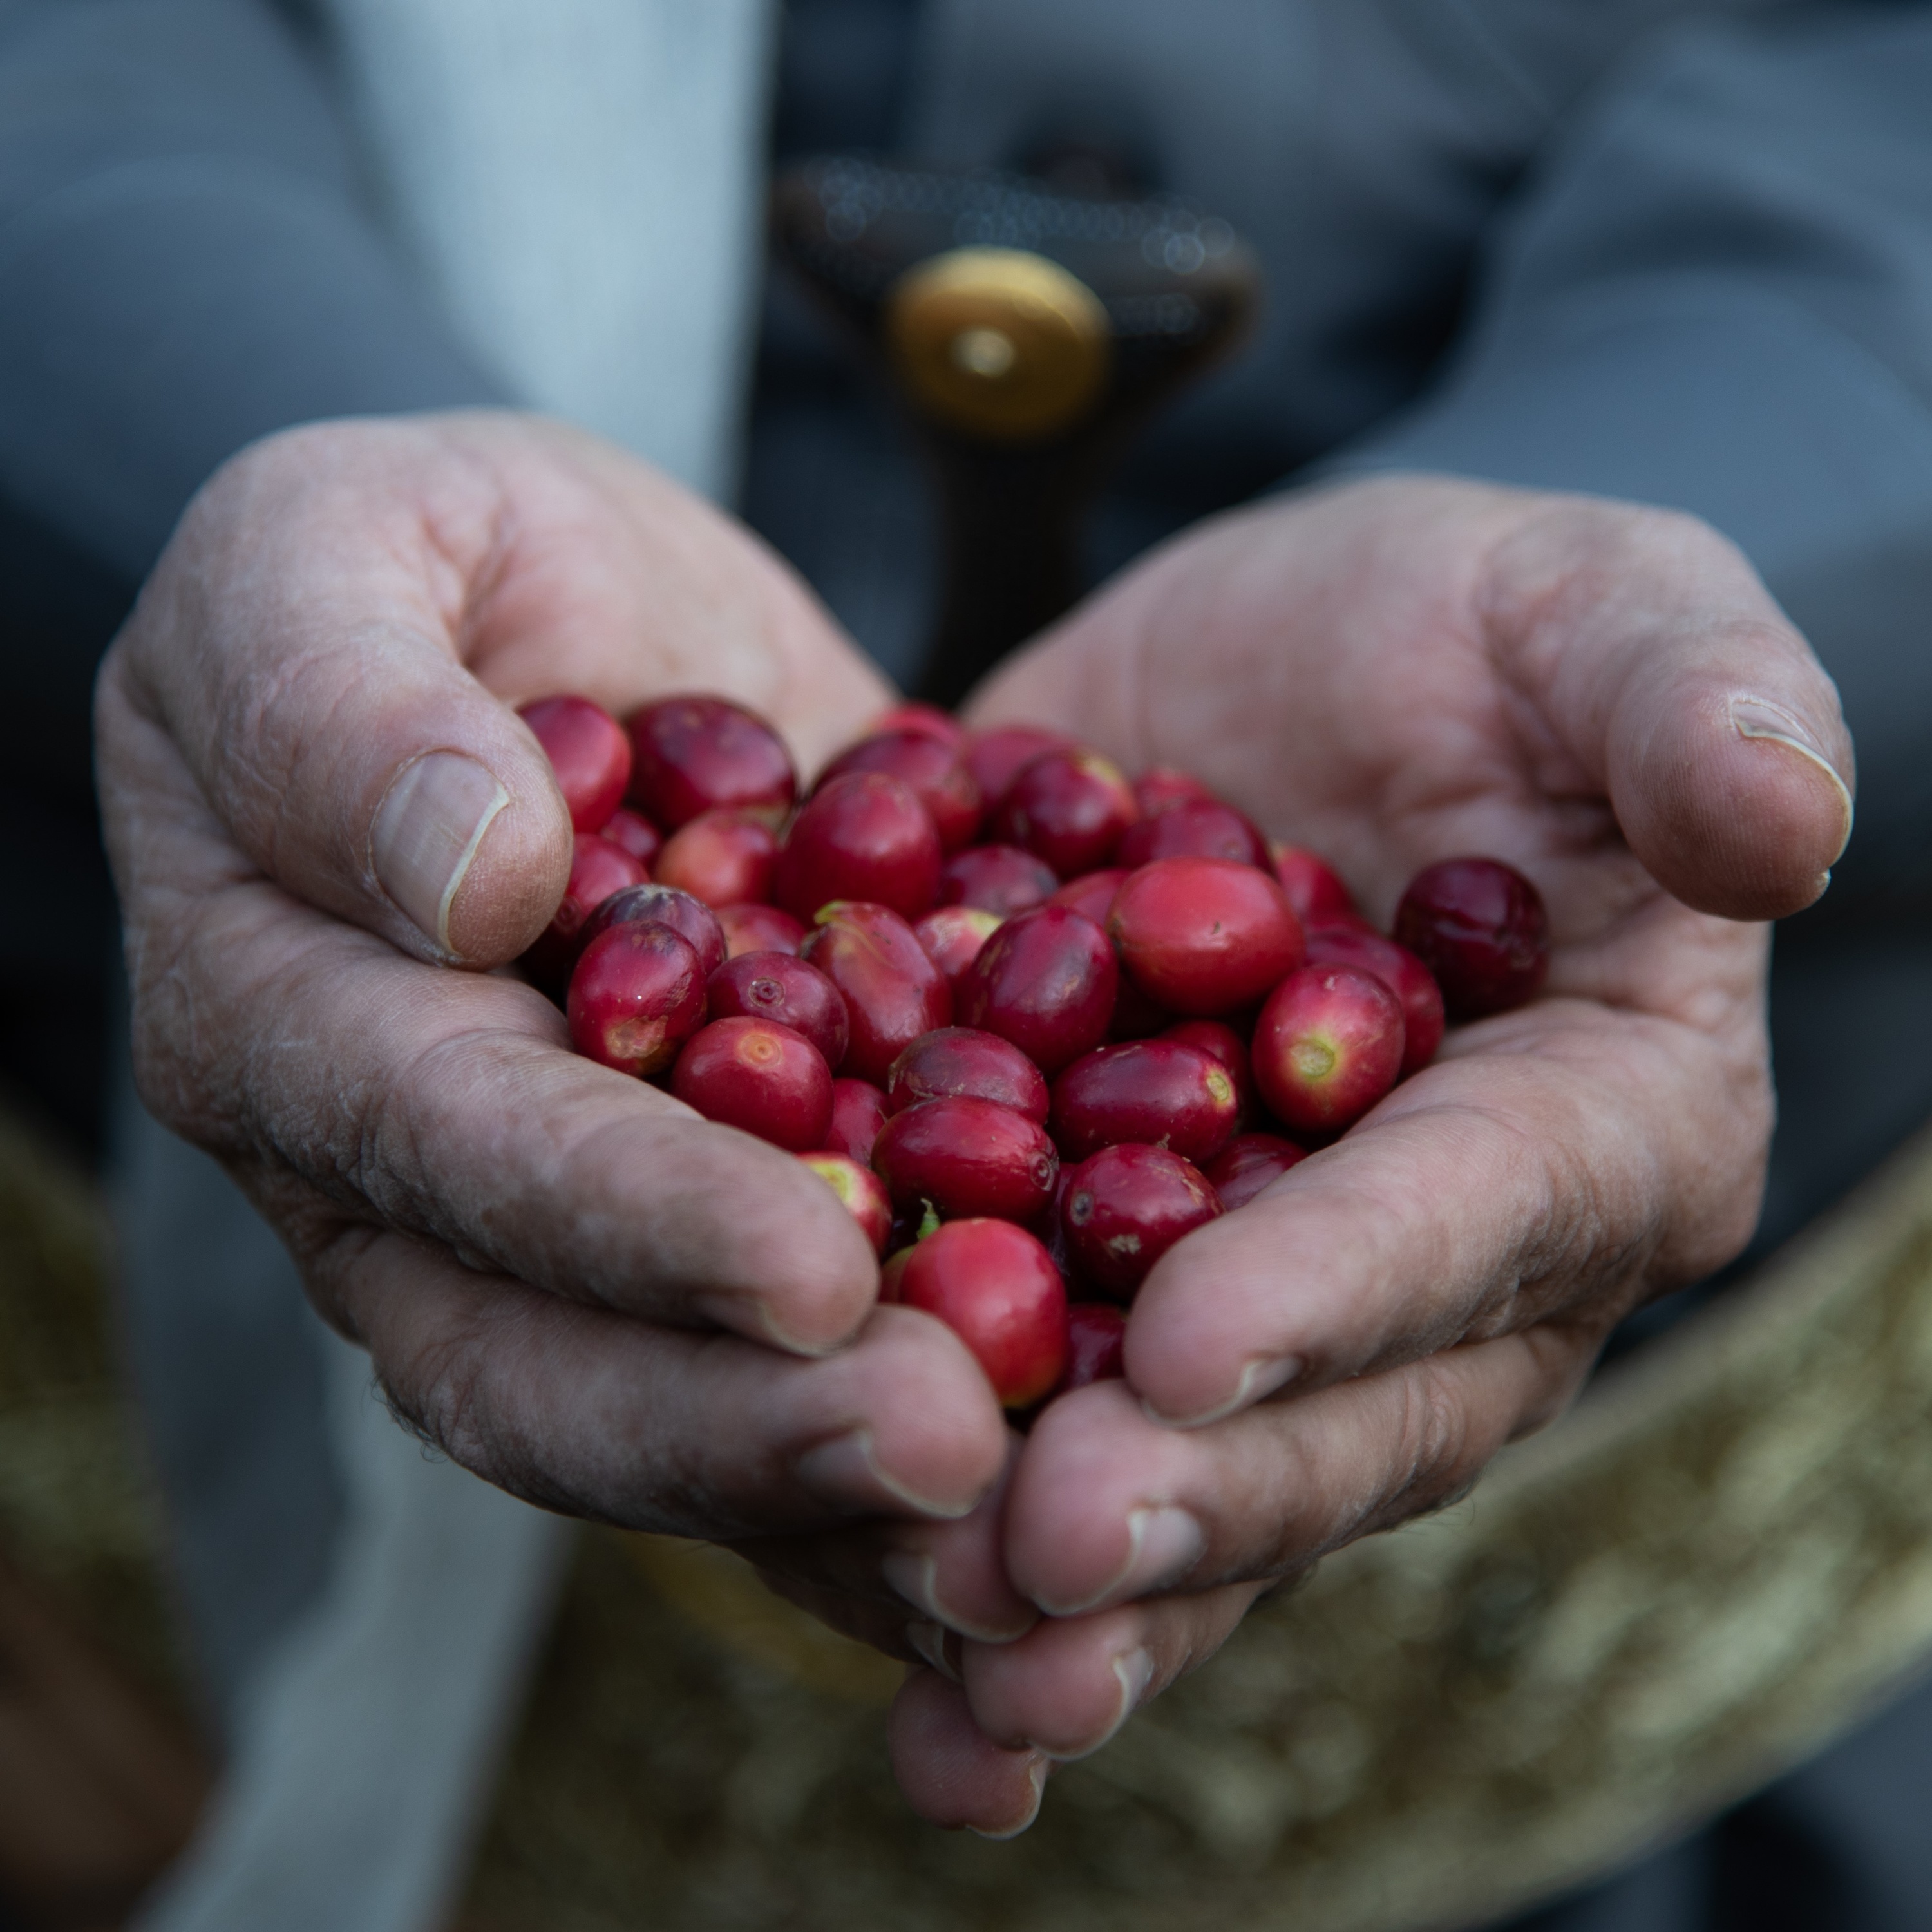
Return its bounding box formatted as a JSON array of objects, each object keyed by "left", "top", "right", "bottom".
[{"left": 95, "top": 412, "right": 1012, "bottom": 1547}]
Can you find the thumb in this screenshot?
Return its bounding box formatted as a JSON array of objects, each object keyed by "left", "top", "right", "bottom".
[
  {"left": 1486, "top": 500, "right": 1854, "bottom": 922},
  {"left": 113, "top": 421, "right": 571, "bottom": 966}
]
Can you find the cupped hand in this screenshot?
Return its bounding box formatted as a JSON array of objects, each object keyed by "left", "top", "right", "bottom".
[
  {"left": 96, "top": 411, "right": 1012, "bottom": 1544},
  {"left": 870, "top": 473, "right": 1854, "bottom": 1832}
]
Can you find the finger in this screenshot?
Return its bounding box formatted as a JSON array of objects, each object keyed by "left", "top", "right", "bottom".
[
  {"left": 958, "top": 1580, "right": 1265, "bottom": 1759},
  {"left": 106, "top": 412, "right": 890, "bottom": 968},
  {"left": 327, "top": 1234, "right": 1009, "bottom": 1531},
  {"left": 887, "top": 1669, "right": 1051, "bottom": 1837},
  {"left": 1005, "top": 1335, "right": 1584, "bottom": 1620},
  {"left": 741, "top": 1437, "right": 1039, "bottom": 1643},
  {"left": 1480, "top": 496, "right": 1854, "bottom": 919},
  {"left": 1121, "top": 999, "right": 1763, "bottom": 1427}
]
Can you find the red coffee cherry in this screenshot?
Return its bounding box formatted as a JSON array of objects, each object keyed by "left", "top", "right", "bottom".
[
  {"left": 627, "top": 694, "right": 796, "bottom": 830},
  {"left": 1049, "top": 1040, "right": 1240, "bottom": 1166},
  {"left": 653, "top": 807, "right": 780, "bottom": 907},
  {"left": 913, "top": 905, "right": 1003, "bottom": 1005},
  {"left": 1272, "top": 843, "right": 1357, "bottom": 925},
  {"left": 938, "top": 844, "right": 1059, "bottom": 917},
  {"left": 1115, "top": 799, "right": 1268, "bottom": 871},
  {"left": 824, "top": 1077, "right": 890, "bottom": 1164},
  {"left": 706, "top": 952, "right": 850, "bottom": 1070},
  {"left": 886, "top": 1027, "right": 1050, "bottom": 1123},
  {"left": 773, "top": 771, "right": 942, "bottom": 923},
  {"left": 1204, "top": 1132, "right": 1308, "bottom": 1212},
  {"left": 1393, "top": 858, "right": 1550, "bottom": 1019},
  {"left": 578, "top": 882, "right": 727, "bottom": 982},
  {"left": 817, "top": 728, "right": 983, "bottom": 854},
  {"left": 1252, "top": 965, "right": 1405, "bottom": 1135},
  {"left": 796, "top": 1151, "right": 892, "bottom": 1256},
  {"left": 717, "top": 902, "right": 806, "bottom": 958},
  {"left": 1060, "top": 1143, "right": 1222, "bottom": 1298},
  {"left": 991, "top": 748, "right": 1141, "bottom": 877},
  {"left": 872, "top": 1097, "right": 1059, "bottom": 1224},
  {"left": 1108, "top": 857, "right": 1305, "bottom": 1017},
  {"left": 1048, "top": 868, "right": 1128, "bottom": 927},
  {"left": 600, "top": 806, "right": 663, "bottom": 869},
  {"left": 965, "top": 725, "right": 1070, "bottom": 806},
  {"left": 1056, "top": 1302, "right": 1127, "bottom": 1392},
  {"left": 869, "top": 701, "right": 966, "bottom": 749},
  {"left": 519, "top": 693, "right": 632, "bottom": 833},
  {"left": 1304, "top": 923, "right": 1444, "bottom": 1074},
  {"left": 520, "top": 831, "right": 649, "bottom": 993},
  {"left": 1160, "top": 1019, "right": 1256, "bottom": 1126},
  {"left": 960, "top": 904, "right": 1118, "bottom": 1075},
  {"left": 801, "top": 902, "right": 952, "bottom": 1084},
  {"left": 1132, "top": 767, "right": 1218, "bottom": 818},
  {"left": 897, "top": 1218, "right": 1069, "bottom": 1408},
  {"left": 566, "top": 923, "right": 706, "bottom": 1076},
  {"left": 672, "top": 1016, "right": 833, "bottom": 1151}
]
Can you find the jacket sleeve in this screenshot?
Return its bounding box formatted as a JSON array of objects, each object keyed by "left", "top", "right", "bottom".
[
  {"left": 0, "top": 0, "right": 501, "bottom": 583},
  {"left": 1329, "top": 3, "right": 1932, "bottom": 904}
]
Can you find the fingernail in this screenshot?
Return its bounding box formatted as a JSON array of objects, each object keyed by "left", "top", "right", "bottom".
[
  {"left": 1034, "top": 1505, "right": 1205, "bottom": 1616},
  {"left": 905, "top": 1620, "right": 961, "bottom": 1683},
  {"left": 793, "top": 1428, "right": 977, "bottom": 1520},
  {"left": 1143, "top": 1352, "right": 1302, "bottom": 1428},
  {"left": 692, "top": 1289, "right": 848, "bottom": 1359},
  {"left": 882, "top": 1549, "right": 1034, "bottom": 1643},
  {"left": 1730, "top": 696, "right": 1854, "bottom": 860},
  {"left": 1038, "top": 1647, "right": 1155, "bottom": 1762},
  {"left": 969, "top": 1754, "right": 1049, "bottom": 1840},
  {"left": 372, "top": 752, "right": 511, "bottom": 958}
]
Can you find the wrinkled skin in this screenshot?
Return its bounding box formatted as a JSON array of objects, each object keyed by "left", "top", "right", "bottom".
[{"left": 99, "top": 420, "right": 1852, "bottom": 1840}]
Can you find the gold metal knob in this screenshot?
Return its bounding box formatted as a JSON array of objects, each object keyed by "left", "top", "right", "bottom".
[{"left": 884, "top": 247, "right": 1110, "bottom": 442}]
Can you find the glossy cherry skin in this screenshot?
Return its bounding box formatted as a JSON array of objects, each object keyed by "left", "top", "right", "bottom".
[
  {"left": 870, "top": 700, "right": 966, "bottom": 749},
  {"left": 823, "top": 1077, "right": 891, "bottom": 1164},
  {"left": 1304, "top": 923, "right": 1445, "bottom": 1074},
  {"left": 800, "top": 902, "right": 952, "bottom": 1084},
  {"left": 1394, "top": 857, "right": 1551, "bottom": 1019},
  {"left": 627, "top": 694, "right": 796, "bottom": 830},
  {"left": 912, "top": 905, "right": 1002, "bottom": 1005},
  {"left": 578, "top": 882, "right": 727, "bottom": 982},
  {"left": 773, "top": 772, "right": 942, "bottom": 923},
  {"left": 717, "top": 902, "right": 806, "bottom": 959},
  {"left": 886, "top": 1027, "right": 1050, "bottom": 1122},
  {"left": 1204, "top": 1132, "right": 1308, "bottom": 1212},
  {"left": 960, "top": 904, "right": 1118, "bottom": 1075},
  {"left": 1050, "top": 1039, "right": 1240, "bottom": 1166},
  {"left": 965, "top": 726, "right": 1071, "bottom": 808},
  {"left": 817, "top": 728, "right": 983, "bottom": 853},
  {"left": 672, "top": 1017, "right": 833, "bottom": 1151},
  {"left": 653, "top": 807, "right": 780, "bottom": 907},
  {"left": 1109, "top": 857, "right": 1305, "bottom": 1017},
  {"left": 937, "top": 844, "right": 1059, "bottom": 918},
  {"left": 796, "top": 1151, "right": 892, "bottom": 1256},
  {"left": 1252, "top": 965, "right": 1405, "bottom": 1135},
  {"left": 1272, "top": 843, "right": 1357, "bottom": 925},
  {"left": 1132, "top": 767, "right": 1218, "bottom": 818},
  {"left": 1060, "top": 1143, "right": 1222, "bottom": 1298},
  {"left": 1048, "top": 868, "right": 1128, "bottom": 927},
  {"left": 567, "top": 923, "right": 706, "bottom": 1075},
  {"left": 1162, "top": 1018, "right": 1256, "bottom": 1126},
  {"left": 872, "top": 1097, "right": 1059, "bottom": 1224},
  {"left": 706, "top": 951, "right": 849, "bottom": 1070},
  {"left": 521, "top": 831, "right": 649, "bottom": 992},
  {"left": 519, "top": 693, "right": 632, "bottom": 833},
  {"left": 1115, "top": 798, "right": 1268, "bottom": 871},
  {"left": 991, "top": 748, "right": 1141, "bottom": 878},
  {"left": 600, "top": 806, "right": 663, "bottom": 869},
  {"left": 1056, "top": 1301, "right": 1127, "bottom": 1392},
  {"left": 897, "top": 1218, "right": 1068, "bottom": 1408}
]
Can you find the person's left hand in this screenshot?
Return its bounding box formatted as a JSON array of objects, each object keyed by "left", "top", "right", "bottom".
[{"left": 742, "top": 475, "right": 1854, "bottom": 1835}]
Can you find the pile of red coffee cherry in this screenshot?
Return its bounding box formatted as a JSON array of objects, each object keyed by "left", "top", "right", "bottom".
[{"left": 516, "top": 692, "right": 1550, "bottom": 1415}]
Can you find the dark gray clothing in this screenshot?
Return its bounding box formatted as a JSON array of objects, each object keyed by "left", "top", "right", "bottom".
[{"left": 4, "top": 1, "right": 1932, "bottom": 1926}]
